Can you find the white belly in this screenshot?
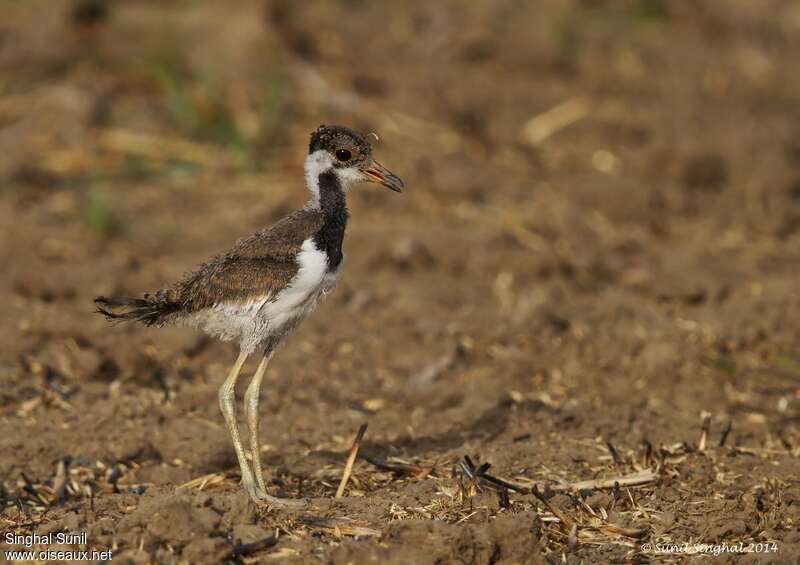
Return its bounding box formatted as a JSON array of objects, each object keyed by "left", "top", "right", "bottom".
[
  {"left": 191, "top": 238, "right": 340, "bottom": 353},
  {"left": 258, "top": 238, "right": 330, "bottom": 333}
]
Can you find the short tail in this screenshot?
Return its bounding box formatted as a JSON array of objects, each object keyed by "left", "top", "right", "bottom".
[{"left": 94, "top": 295, "right": 179, "bottom": 327}]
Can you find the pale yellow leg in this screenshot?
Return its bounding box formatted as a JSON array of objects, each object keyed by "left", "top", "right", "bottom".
[
  {"left": 244, "top": 350, "right": 273, "bottom": 497},
  {"left": 218, "top": 352, "right": 256, "bottom": 492},
  {"left": 243, "top": 349, "right": 305, "bottom": 507}
]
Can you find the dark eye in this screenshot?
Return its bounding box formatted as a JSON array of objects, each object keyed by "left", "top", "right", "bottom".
[{"left": 335, "top": 148, "right": 352, "bottom": 162}]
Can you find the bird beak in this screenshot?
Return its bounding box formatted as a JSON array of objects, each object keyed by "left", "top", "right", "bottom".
[{"left": 361, "top": 160, "right": 404, "bottom": 192}]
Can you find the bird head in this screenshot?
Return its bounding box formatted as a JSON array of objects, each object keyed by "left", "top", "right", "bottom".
[{"left": 306, "top": 125, "right": 404, "bottom": 194}]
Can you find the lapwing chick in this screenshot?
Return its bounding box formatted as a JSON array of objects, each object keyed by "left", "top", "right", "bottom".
[{"left": 95, "top": 125, "right": 403, "bottom": 505}]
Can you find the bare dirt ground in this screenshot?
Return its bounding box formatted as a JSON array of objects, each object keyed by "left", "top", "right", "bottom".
[{"left": 1, "top": 1, "right": 800, "bottom": 563}]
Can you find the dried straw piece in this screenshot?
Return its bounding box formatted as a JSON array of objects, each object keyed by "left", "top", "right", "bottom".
[{"left": 336, "top": 423, "right": 368, "bottom": 498}]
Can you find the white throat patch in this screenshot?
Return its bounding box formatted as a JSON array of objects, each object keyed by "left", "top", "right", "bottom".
[
  {"left": 304, "top": 150, "right": 332, "bottom": 209},
  {"left": 304, "top": 150, "right": 361, "bottom": 209}
]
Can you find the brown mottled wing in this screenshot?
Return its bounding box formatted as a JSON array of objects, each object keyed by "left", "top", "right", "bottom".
[{"left": 165, "top": 209, "right": 324, "bottom": 312}]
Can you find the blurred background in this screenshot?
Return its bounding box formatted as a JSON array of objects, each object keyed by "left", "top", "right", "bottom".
[{"left": 1, "top": 0, "right": 799, "bottom": 561}]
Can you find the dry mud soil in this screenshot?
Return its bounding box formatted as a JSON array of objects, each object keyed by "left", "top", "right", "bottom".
[{"left": 1, "top": 1, "right": 799, "bottom": 563}]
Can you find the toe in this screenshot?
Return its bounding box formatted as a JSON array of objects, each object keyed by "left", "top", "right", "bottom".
[{"left": 262, "top": 495, "right": 306, "bottom": 508}]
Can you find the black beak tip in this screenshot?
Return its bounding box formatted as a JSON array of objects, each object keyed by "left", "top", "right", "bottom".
[{"left": 362, "top": 162, "right": 405, "bottom": 193}]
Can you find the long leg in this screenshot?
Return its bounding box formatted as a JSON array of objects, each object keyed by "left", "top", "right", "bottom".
[
  {"left": 244, "top": 348, "right": 305, "bottom": 507},
  {"left": 218, "top": 351, "right": 256, "bottom": 491},
  {"left": 244, "top": 349, "right": 274, "bottom": 497}
]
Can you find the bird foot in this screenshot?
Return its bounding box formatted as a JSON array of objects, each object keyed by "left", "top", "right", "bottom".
[
  {"left": 256, "top": 492, "right": 307, "bottom": 508},
  {"left": 243, "top": 480, "right": 306, "bottom": 508}
]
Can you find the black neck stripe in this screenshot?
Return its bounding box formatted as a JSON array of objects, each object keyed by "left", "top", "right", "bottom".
[{"left": 313, "top": 171, "right": 348, "bottom": 269}]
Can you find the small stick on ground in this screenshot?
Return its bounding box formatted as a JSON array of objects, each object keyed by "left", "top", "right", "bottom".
[
  {"left": 361, "top": 456, "right": 435, "bottom": 478},
  {"left": 179, "top": 472, "right": 226, "bottom": 491},
  {"left": 497, "top": 488, "right": 511, "bottom": 509},
  {"left": 532, "top": 485, "right": 573, "bottom": 528},
  {"left": 567, "top": 523, "right": 579, "bottom": 551},
  {"left": 606, "top": 440, "right": 622, "bottom": 465},
  {"left": 641, "top": 439, "right": 653, "bottom": 467},
  {"left": 228, "top": 530, "right": 279, "bottom": 557},
  {"left": 298, "top": 516, "right": 381, "bottom": 537},
  {"left": 53, "top": 458, "right": 69, "bottom": 504},
  {"left": 479, "top": 472, "right": 527, "bottom": 493},
  {"left": 698, "top": 411, "right": 712, "bottom": 452},
  {"left": 559, "top": 469, "right": 657, "bottom": 492},
  {"left": 336, "top": 423, "right": 368, "bottom": 498},
  {"left": 599, "top": 523, "right": 648, "bottom": 539},
  {"left": 719, "top": 420, "right": 732, "bottom": 447},
  {"left": 469, "top": 462, "right": 657, "bottom": 494},
  {"left": 459, "top": 456, "right": 485, "bottom": 495},
  {"left": 521, "top": 96, "right": 592, "bottom": 145},
  {"left": 20, "top": 472, "right": 48, "bottom": 507}
]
